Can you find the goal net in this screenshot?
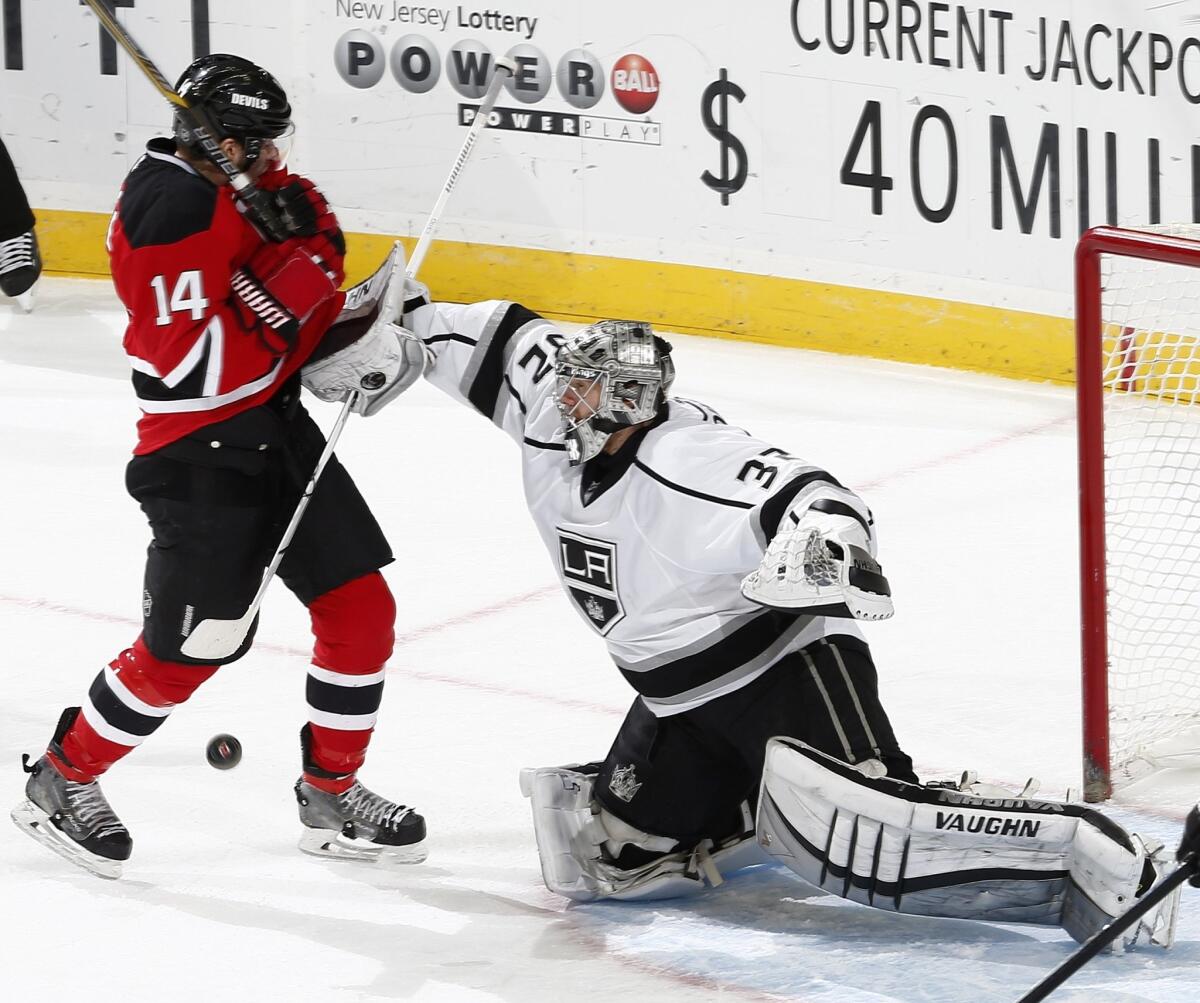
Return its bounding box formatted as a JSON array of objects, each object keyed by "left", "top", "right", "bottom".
[{"left": 1077, "top": 224, "right": 1200, "bottom": 801}]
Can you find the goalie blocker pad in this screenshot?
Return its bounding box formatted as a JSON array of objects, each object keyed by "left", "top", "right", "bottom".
[
  {"left": 301, "top": 242, "right": 424, "bottom": 417},
  {"left": 757, "top": 738, "right": 1181, "bottom": 950},
  {"left": 519, "top": 766, "right": 764, "bottom": 902}
]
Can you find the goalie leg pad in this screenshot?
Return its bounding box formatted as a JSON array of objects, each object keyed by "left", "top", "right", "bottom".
[
  {"left": 757, "top": 738, "right": 1181, "bottom": 949},
  {"left": 520, "top": 766, "right": 609, "bottom": 901},
  {"left": 520, "top": 766, "right": 763, "bottom": 902}
]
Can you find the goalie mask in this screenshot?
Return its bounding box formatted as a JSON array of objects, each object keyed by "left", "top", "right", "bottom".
[{"left": 554, "top": 320, "right": 675, "bottom": 465}]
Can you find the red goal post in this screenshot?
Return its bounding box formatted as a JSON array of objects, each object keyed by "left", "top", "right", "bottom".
[{"left": 1077, "top": 224, "right": 1200, "bottom": 802}]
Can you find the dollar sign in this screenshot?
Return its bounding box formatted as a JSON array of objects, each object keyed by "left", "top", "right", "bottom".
[{"left": 700, "top": 69, "right": 748, "bottom": 206}]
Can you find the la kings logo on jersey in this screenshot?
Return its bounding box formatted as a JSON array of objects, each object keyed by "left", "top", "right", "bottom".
[
  {"left": 558, "top": 530, "right": 625, "bottom": 634},
  {"left": 608, "top": 764, "right": 642, "bottom": 803}
]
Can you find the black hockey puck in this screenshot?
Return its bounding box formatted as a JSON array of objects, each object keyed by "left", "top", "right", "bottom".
[{"left": 206, "top": 734, "right": 242, "bottom": 770}]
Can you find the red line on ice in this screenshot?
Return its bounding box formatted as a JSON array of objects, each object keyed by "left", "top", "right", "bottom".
[{"left": 0, "top": 585, "right": 624, "bottom": 719}]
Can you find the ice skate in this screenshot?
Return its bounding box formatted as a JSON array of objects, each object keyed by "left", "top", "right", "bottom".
[
  {"left": 295, "top": 778, "right": 426, "bottom": 864},
  {"left": 11, "top": 753, "right": 132, "bottom": 880},
  {"left": 0, "top": 229, "right": 41, "bottom": 313}
]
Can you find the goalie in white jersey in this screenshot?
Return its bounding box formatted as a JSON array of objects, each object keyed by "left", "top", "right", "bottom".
[{"left": 401, "top": 290, "right": 1182, "bottom": 951}]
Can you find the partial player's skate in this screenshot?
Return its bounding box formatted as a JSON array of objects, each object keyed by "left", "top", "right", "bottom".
[
  {"left": 11, "top": 754, "right": 132, "bottom": 880},
  {"left": 0, "top": 229, "right": 41, "bottom": 313},
  {"left": 295, "top": 778, "right": 426, "bottom": 864}
]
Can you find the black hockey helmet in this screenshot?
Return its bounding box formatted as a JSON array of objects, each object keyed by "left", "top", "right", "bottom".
[{"left": 173, "top": 53, "right": 293, "bottom": 167}]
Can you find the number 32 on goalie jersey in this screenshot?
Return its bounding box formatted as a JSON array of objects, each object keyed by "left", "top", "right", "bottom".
[
  {"left": 736, "top": 447, "right": 799, "bottom": 491},
  {"left": 516, "top": 332, "right": 566, "bottom": 384},
  {"left": 409, "top": 301, "right": 569, "bottom": 444}
]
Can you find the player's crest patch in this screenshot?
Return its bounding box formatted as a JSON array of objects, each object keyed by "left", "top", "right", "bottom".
[
  {"left": 558, "top": 530, "right": 625, "bottom": 635},
  {"left": 609, "top": 764, "right": 642, "bottom": 803}
]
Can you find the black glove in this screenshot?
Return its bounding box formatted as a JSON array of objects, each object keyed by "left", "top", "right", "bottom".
[
  {"left": 1177, "top": 803, "right": 1200, "bottom": 886},
  {"left": 257, "top": 175, "right": 347, "bottom": 281},
  {"left": 270, "top": 179, "right": 324, "bottom": 237},
  {"left": 268, "top": 179, "right": 346, "bottom": 258}
]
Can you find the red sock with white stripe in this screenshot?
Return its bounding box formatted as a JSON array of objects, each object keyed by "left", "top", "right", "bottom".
[
  {"left": 301, "top": 572, "right": 395, "bottom": 794},
  {"left": 50, "top": 637, "right": 217, "bottom": 781}
]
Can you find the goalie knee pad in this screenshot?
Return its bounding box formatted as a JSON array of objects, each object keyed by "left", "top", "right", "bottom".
[
  {"left": 757, "top": 737, "right": 1181, "bottom": 950},
  {"left": 519, "top": 765, "right": 763, "bottom": 902}
]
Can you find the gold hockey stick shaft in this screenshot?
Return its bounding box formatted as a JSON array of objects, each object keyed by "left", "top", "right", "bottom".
[{"left": 79, "top": 0, "right": 288, "bottom": 238}]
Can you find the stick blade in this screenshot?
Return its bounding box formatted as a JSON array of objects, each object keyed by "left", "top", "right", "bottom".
[{"left": 180, "top": 614, "right": 253, "bottom": 660}]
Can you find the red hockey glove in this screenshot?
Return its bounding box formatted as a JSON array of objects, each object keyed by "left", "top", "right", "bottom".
[
  {"left": 300, "top": 228, "right": 346, "bottom": 289},
  {"left": 232, "top": 241, "right": 340, "bottom": 354}
]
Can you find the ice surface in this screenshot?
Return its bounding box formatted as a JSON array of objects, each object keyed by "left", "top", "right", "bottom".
[{"left": 1, "top": 279, "right": 1196, "bottom": 1002}]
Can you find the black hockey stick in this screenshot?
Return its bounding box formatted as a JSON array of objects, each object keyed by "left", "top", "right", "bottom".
[
  {"left": 179, "top": 56, "right": 518, "bottom": 661},
  {"left": 79, "top": 0, "right": 288, "bottom": 240},
  {"left": 1015, "top": 849, "right": 1197, "bottom": 1002}
]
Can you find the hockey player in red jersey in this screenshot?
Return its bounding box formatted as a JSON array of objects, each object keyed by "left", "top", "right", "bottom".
[{"left": 11, "top": 54, "right": 425, "bottom": 877}]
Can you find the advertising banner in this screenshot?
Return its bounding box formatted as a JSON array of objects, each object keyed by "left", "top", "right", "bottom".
[{"left": 5, "top": 2, "right": 1200, "bottom": 376}]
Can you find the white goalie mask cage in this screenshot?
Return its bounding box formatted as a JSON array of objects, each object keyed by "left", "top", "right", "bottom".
[{"left": 554, "top": 320, "right": 675, "bottom": 464}]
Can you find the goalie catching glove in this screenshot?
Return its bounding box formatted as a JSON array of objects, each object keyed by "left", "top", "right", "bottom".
[
  {"left": 301, "top": 241, "right": 425, "bottom": 417},
  {"left": 742, "top": 502, "right": 894, "bottom": 620}
]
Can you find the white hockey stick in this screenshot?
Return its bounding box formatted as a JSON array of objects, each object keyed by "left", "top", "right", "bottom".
[{"left": 180, "top": 59, "right": 517, "bottom": 661}]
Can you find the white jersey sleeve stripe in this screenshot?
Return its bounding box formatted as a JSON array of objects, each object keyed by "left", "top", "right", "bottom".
[
  {"left": 633, "top": 459, "right": 755, "bottom": 510},
  {"left": 757, "top": 469, "right": 864, "bottom": 542},
  {"left": 462, "top": 304, "right": 544, "bottom": 421},
  {"left": 809, "top": 497, "right": 872, "bottom": 536},
  {"left": 424, "top": 332, "right": 478, "bottom": 348},
  {"left": 524, "top": 436, "right": 567, "bottom": 451},
  {"left": 412, "top": 300, "right": 562, "bottom": 445}
]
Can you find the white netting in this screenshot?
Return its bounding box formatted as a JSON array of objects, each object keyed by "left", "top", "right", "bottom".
[{"left": 1098, "top": 224, "right": 1200, "bottom": 784}]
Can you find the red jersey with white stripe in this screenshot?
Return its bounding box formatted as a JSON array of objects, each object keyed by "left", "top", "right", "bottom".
[{"left": 107, "top": 139, "right": 344, "bottom": 454}]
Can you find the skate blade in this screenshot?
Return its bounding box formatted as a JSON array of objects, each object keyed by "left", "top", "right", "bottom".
[
  {"left": 10, "top": 799, "right": 122, "bottom": 880},
  {"left": 14, "top": 280, "right": 36, "bottom": 314},
  {"left": 298, "top": 827, "right": 428, "bottom": 865}
]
